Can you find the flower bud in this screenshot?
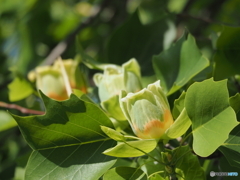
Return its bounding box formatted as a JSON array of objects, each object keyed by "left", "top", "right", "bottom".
[
  {"left": 28, "top": 59, "right": 87, "bottom": 101},
  {"left": 53, "top": 59, "right": 87, "bottom": 93},
  {"left": 120, "top": 80, "right": 174, "bottom": 139},
  {"left": 34, "top": 66, "right": 68, "bottom": 101},
  {"left": 93, "top": 58, "right": 142, "bottom": 102},
  {"left": 93, "top": 58, "right": 142, "bottom": 120}
]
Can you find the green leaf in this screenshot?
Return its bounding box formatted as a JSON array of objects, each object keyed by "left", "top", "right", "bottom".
[
  {"left": 106, "top": 10, "right": 169, "bottom": 75},
  {"left": 112, "top": 158, "right": 137, "bottom": 168},
  {"left": 219, "top": 156, "right": 240, "bottom": 180},
  {"left": 172, "top": 146, "right": 205, "bottom": 180},
  {"left": 152, "top": 35, "right": 184, "bottom": 92},
  {"left": 172, "top": 91, "right": 186, "bottom": 119},
  {"left": 103, "top": 167, "right": 147, "bottom": 180},
  {"left": 173, "top": 34, "right": 209, "bottom": 92},
  {"left": 76, "top": 43, "right": 111, "bottom": 70},
  {"left": 103, "top": 139, "right": 157, "bottom": 158},
  {"left": 153, "top": 34, "right": 209, "bottom": 95},
  {"left": 8, "top": 77, "right": 34, "bottom": 102},
  {"left": 138, "top": 149, "right": 165, "bottom": 177},
  {"left": 149, "top": 174, "right": 167, "bottom": 180},
  {"left": 229, "top": 93, "right": 240, "bottom": 113},
  {"left": 165, "top": 108, "right": 191, "bottom": 139},
  {"left": 101, "top": 126, "right": 125, "bottom": 142},
  {"left": 25, "top": 141, "right": 116, "bottom": 180},
  {"left": 101, "top": 95, "right": 126, "bottom": 121},
  {"left": 11, "top": 92, "right": 117, "bottom": 179},
  {"left": 219, "top": 124, "right": 240, "bottom": 168},
  {"left": 213, "top": 26, "right": 240, "bottom": 80},
  {"left": 72, "top": 89, "right": 94, "bottom": 103},
  {"left": 185, "top": 78, "right": 239, "bottom": 157},
  {"left": 0, "top": 110, "right": 17, "bottom": 131}
]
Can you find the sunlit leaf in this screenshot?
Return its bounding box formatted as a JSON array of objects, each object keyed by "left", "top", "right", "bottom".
[
  {"left": 101, "top": 126, "right": 125, "bottom": 142},
  {"left": 185, "top": 78, "right": 238, "bottom": 157},
  {"left": 103, "top": 140, "right": 157, "bottom": 158},
  {"left": 153, "top": 34, "right": 209, "bottom": 95},
  {"left": 8, "top": 77, "right": 34, "bottom": 102},
  {"left": 172, "top": 91, "right": 185, "bottom": 119},
  {"left": 229, "top": 93, "right": 240, "bottom": 113},
  {"left": 165, "top": 108, "right": 191, "bottom": 139},
  {"left": 0, "top": 110, "right": 17, "bottom": 131}
]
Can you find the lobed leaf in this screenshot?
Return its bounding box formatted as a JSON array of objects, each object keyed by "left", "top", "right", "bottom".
[
  {"left": 153, "top": 34, "right": 209, "bottom": 95},
  {"left": 11, "top": 92, "right": 117, "bottom": 180},
  {"left": 185, "top": 78, "right": 239, "bottom": 157}
]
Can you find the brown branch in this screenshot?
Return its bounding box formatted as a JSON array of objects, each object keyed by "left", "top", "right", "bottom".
[
  {"left": 0, "top": 101, "right": 45, "bottom": 115},
  {"left": 177, "top": 13, "right": 213, "bottom": 24},
  {"left": 42, "top": 0, "right": 109, "bottom": 66}
]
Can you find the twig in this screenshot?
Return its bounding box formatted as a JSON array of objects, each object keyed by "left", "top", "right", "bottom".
[
  {"left": 42, "top": 0, "right": 109, "bottom": 66},
  {"left": 0, "top": 101, "right": 45, "bottom": 115},
  {"left": 177, "top": 13, "right": 213, "bottom": 24}
]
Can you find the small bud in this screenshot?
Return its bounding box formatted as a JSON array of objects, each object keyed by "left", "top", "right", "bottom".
[{"left": 120, "top": 80, "right": 174, "bottom": 139}]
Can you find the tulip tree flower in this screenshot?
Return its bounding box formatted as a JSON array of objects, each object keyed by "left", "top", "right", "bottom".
[
  {"left": 93, "top": 58, "right": 142, "bottom": 120},
  {"left": 53, "top": 59, "right": 87, "bottom": 93},
  {"left": 120, "top": 80, "right": 174, "bottom": 139},
  {"left": 28, "top": 59, "right": 87, "bottom": 101},
  {"left": 34, "top": 66, "right": 69, "bottom": 101}
]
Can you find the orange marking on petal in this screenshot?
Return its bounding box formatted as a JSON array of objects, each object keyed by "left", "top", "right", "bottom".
[
  {"left": 133, "top": 109, "right": 174, "bottom": 139},
  {"left": 48, "top": 92, "right": 69, "bottom": 101},
  {"left": 163, "top": 109, "right": 174, "bottom": 127}
]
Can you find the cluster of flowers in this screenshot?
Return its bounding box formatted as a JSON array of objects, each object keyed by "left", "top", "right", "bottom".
[{"left": 29, "top": 58, "right": 174, "bottom": 140}]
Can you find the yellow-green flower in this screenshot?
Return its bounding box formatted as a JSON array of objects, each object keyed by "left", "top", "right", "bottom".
[
  {"left": 120, "top": 80, "right": 174, "bottom": 139},
  {"left": 28, "top": 59, "right": 87, "bottom": 101},
  {"left": 34, "top": 66, "right": 68, "bottom": 101},
  {"left": 93, "top": 58, "right": 142, "bottom": 120},
  {"left": 53, "top": 59, "right": 87, "bottom": 93}
]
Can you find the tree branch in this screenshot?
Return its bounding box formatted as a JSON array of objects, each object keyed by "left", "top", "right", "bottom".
[
  {"left": 177, "top": 13, "right": 213, "bottom": 24},
  {"left": 0, "top": 101, "right": 44, "bottom": 115},
  {"left": 42, "top": 0, "right": 109, "bottom": 66}
]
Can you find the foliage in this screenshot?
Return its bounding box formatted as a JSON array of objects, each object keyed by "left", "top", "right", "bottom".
[{"left": 1, "top": 0, "right": 240, "bottom": 180}]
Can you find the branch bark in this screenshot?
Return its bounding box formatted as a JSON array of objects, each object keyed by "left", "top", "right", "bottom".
[{"left": 0, "top": 101, "right": 44, "bottom": 115}]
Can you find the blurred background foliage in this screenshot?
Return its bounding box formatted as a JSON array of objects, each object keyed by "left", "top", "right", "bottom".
[{"left": 1, "top": 0, "right": 240, "bottom": 179}]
